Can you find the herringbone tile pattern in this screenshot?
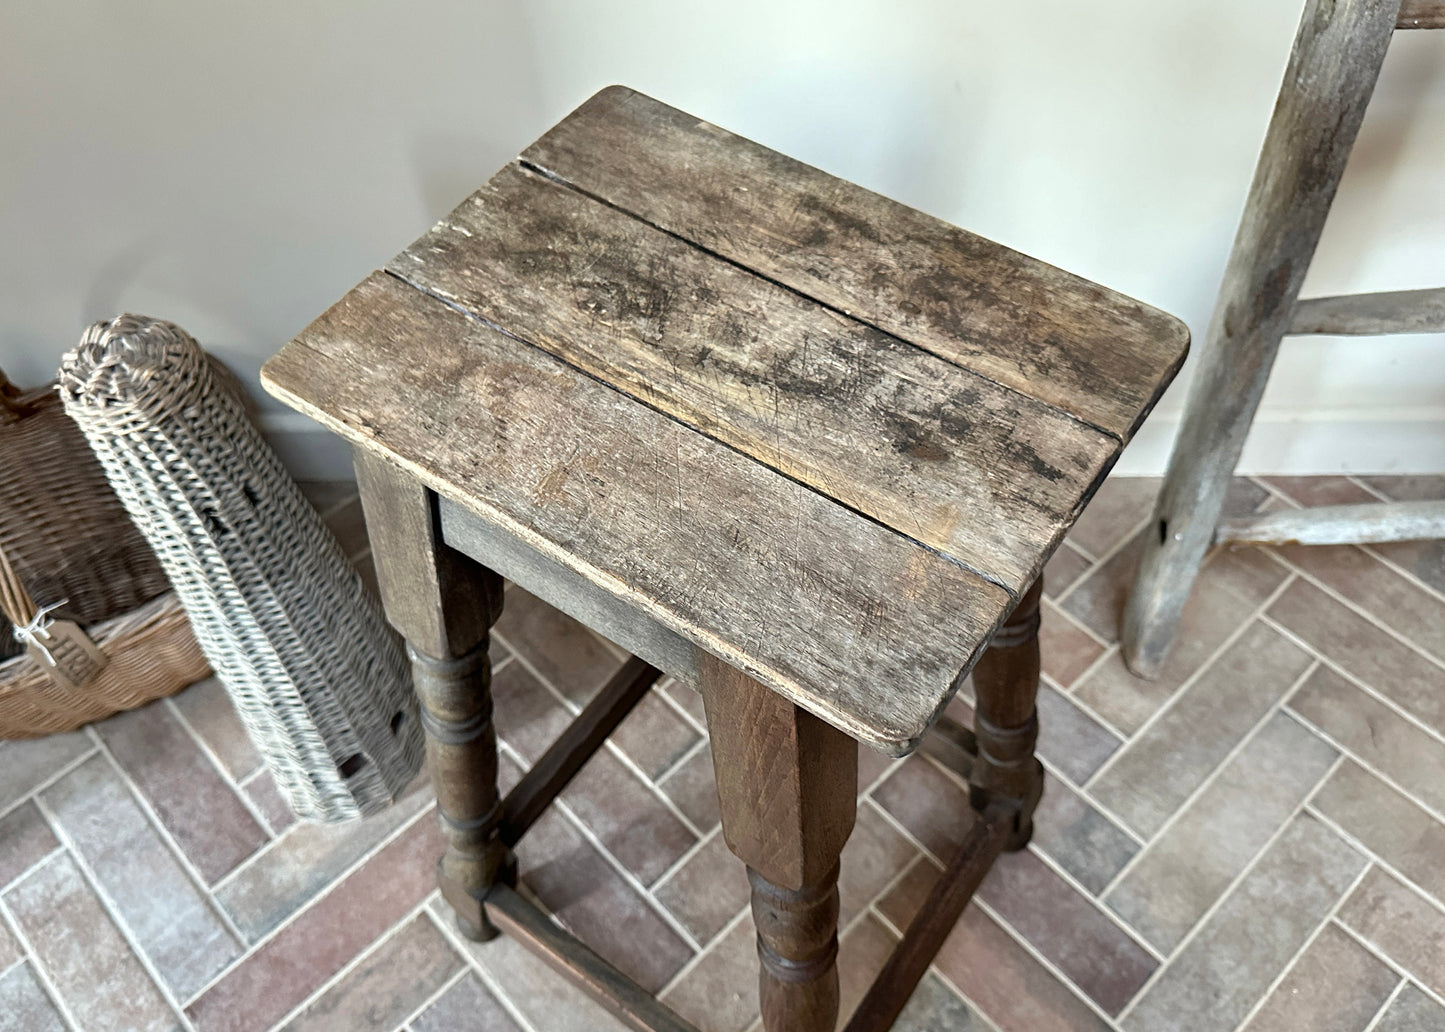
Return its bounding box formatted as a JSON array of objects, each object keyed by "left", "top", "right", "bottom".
[{"left": 2, "top": 475, "right": 1443, "bottom": 1031}]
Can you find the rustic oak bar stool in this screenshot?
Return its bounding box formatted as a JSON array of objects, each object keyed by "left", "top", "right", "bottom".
[{"left": 262, "top": 86, "right": 1188, "bottom": 1031}]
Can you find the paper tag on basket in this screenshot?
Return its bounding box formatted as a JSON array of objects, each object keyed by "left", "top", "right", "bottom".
[{"left": 25, "top": 619, "right": 109, "bottom": 691}]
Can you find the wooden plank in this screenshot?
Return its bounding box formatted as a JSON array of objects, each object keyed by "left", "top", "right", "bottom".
[
  {"left": 1398, "top": 0, "right": 1445, "bottom": 27},
  {"left": 1122, "top": 0, "right": 1400, "bottom": 678},
  {"left": 499, "top": 657, "right": 662, "bottom": 845},
  {"left": 1288, "top": 287, "right": 1445, "bottom": 335},
  {"left": 485, "top": 884, "right": 701, "bottom": 1032},
  {"left": 841, "top": 808, "right": 1009, "bottom": 1032},
  {"left": 262, "top": 272, "right": 1010, "bottom": 753},
  {"left": 1216, "top": 500, "right": 1445, "bottom": 546},
  {"left": 390, "top": 163, "right": 1119, "bottom": 594},
  {"left": 521, "top": 86, "right": 1189, "bottom": 439}
]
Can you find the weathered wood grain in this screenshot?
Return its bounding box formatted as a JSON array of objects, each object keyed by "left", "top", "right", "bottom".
[
  {"left": 390, "top": 163, "right": 1117, "bottom": 594},
  {"left": 700, "top": 652, "right": 856, "bottom": 1032},
  {"left": 522, "top": 86, "right": 1188, "bottom": 439},
  {"left": 1288, "top": 286, "right": 1445, "bottom": 335},
  {"left": 1216, "top": 500, "right": 1445, "bottom": 546},
  {"left": 1122, "top": 0, "right": 1401, "bottom": 678},
  {"left": 1398, "top": 0, "right": 1445, "bottom": 27},
  {"left": 263, "top": 272, "right": 1010, "bottom": 753}
]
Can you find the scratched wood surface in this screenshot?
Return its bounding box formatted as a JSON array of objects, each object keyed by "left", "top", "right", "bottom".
[
  {"left": 522, "top": 86, "right": 1188, "bottom": 439},
  {"left": 263, "top": 272, "right": 1008, "bottom": 752},
  {"left": 389, "top": 162, "right": 1117, "bottom": 592}
]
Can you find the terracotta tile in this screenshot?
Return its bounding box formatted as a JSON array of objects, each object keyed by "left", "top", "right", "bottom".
[
  {"left": 655, "top": 831, "right": 750, "bottom": 945},
  {"left": 169, "top": 678, "right": 262, "bottom": 781},
  {"left": 517, "top": 805, "right": 692, "bottom": 993},
  {"left": 42, "top": 754, "right": 241, "bottom": 998},
  {"left": 443, "top": 898, "right": 634, "bottom": 1031},
  {"left": 1042, "top": 541, "right": 1092, "bottom": 600},
  {"left": 1277, "top": 544, "right": 1445, "bottom": 664},
  {"left": 659, "top": 743, "right": 722, "bottom": 832},
  {"left": 494, "top": 588, "right": 625, "bottom": 705},
  {"left": 1357, "top": 476, "right": 1445, "bottom": 503},
  {"left": 1064, "top": 477, "right": 1160, "bottom": 558},
  {"left": 1290, "top": 665, "right": 1445, "bottom": 815},
  {"left": 1039, "top": 601, "right": 1105, "bottom": 689},
  {"left": 975, "top": 848, "right": 1156, "bottom": 1015},
  {"left": 1122, "top": 814, "right": 1367, "bottom": 1032},
  {"left": 666, "top": 677, "right": 708, "bottom": 726},
  {"left": 0, "top": 963, "right": 67, "bottom": 1032},
  {"left": 878, "top": 859, "right": 1110, "bottom": 1032},
  {"left": 1035, "top": 683, "right": 1120, "bottom": 785},
  {"left": 661, "top": 912, "right": 760, "bottom": 1032},
  {"left": 410, "top": 972, "right": 522, "bottom": 1032},
  {"left": 6, "top": 852, "right": 179, "bottom": 1032},
  {"left": 1106, "top": 712, "right": 1337, "bottom": 953},
  {"left": 320, "top": 495, "right": 369, "bottom": 559},
  {"left": 893, "top": 973, "right": 982, "bottom": 1031},
  {"left": 187, "top": 811, "right": 443, "bottom": 1032},
  {"left": 493, "top": 661, "right": 696, "bottom": 884},
  {"left": 1090, "top": 621, "right": 1313, "bottom": 837},
  {"left": 838, "top": 802, "right": 918, "bottom": 925},
  {"left": 872, "top": 755, "right": 973, "bottom": 859},
  {"left": 1373, "top": 984, "right": 1445, "bottom": 1032},
  {"left": 610, "top": 689, "right": 702, "bottom": 781},
  {"left": 1313, "top": 761, "right": 1445, "bottom": 901},
  {"left": 1372, "top": 535, "right": 1445, "bottom": 597},
  {"left": 1030, "top": 773, "right": 1138, "bottom": 895},
  {"left": 281, "top": 915, "right": 463, "bottom": 1032},
  {"left": 96, "top": 699, "right": 267, "bottom": 883},
  {"left": 0, "top": 916, "right": 16, "bottom": 970},
  {"left": 1263, "top": 476, "right": 1378, "bottom": 508},
  {"left": 0, "top": 801, "right": 58, "bottom": 888},
  {"left": 1339, "top": 867, "right": 1445, "bottom": 1000},
  {"left": 1269, "top": 579, "right": 1445, "bottom": 736},
  {"left": 836, "top": 913, "right": 900, "bottom": 1028},
  {"left": 0, "top": 731, "right": 92, "bottom": 813},
  {"left": 244, "top": 770, "right": 298, "bottom": 836},
  {"left": 1242, "top": 922, "right": 1397, "bottom": 1032},
  {"left": 1073, "top": 547, "right": 1290, "bottom": 734},
  {"left": 858, "top": 741, "right": 898, "bottom": 794},
  {"left": 215, "top": 775, "right": 432, "bottom": 942}
]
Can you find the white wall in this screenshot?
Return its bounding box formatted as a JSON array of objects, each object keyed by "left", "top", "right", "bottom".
[{"left": 3, "top": 0, "right": 1443, "bottom": 477}]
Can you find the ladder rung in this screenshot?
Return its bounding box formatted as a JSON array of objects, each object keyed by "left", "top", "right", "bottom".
[
  {"left": 1398, "top": 1, "right": 1445, "bottom": 28},
  {"left": 1287, "top": 287, "right": 1445, "bottom": 336},
  {"left": 1217, "top": 500, "right": 1445, "bottom": 547}
]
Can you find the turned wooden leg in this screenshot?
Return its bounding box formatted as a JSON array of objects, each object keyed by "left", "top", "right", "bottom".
[
  {"left": 970, "top": 577, "right": 1044, "bottom": 850},
  {"left": 354, "top": 450, "right": 511, "bottom": 940},
  {"left": 699, "top": 653, "right": 856, "bottom": 1032}
]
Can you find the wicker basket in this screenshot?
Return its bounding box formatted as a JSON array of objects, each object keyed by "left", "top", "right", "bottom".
[{"left": 0, "top": 369, "right": 210, "bottom": 738}]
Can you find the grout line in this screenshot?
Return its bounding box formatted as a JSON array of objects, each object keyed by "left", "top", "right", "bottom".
[
  {"left": 258, "top": 893, "right": 439, "bottom": 1032},
  {"left": 652, "top": 679, "right": 711, "bottom": 740},
  {"left": 1348, "top": 475, "right": 1396, "bottom": 504},
  {"left": 654, "top": 903, "right": 753, "bottom": 1001},
  {"left": 0, "top": 746, "right": 101, "bottom": 826},
  {"left": 653, "top": 734, "right": 710, "bottom": 789},
  {"left": 1057, "top": 640, "right": 1119, "bottom": 700},
  {"left": 1332, "top": 919, "right": 1445, "bottom": 1016},
  {"left": 1081, "top": 570, "right": 1299, "bottom": 795},
  {"left": 393, "top": 963, "right": 470, "bottom": 1030},
  {"left": 1260, "top": 610, "right": 1445, "bottom": 759},
  {"left": 87, "top": 740, "right": 250, "bottom": 947},
  {"left": 1094, "top": 658, "right": 1322, "bottom": 902},
  {"left": 1360, "top": 978, "right": 1411, "bottom": 1032},
  {"left": 1114, "top": 752, "right": 1346, "bottom": 1024},
  {"left": 1303, "top": 803, "right": 1445, "bottom": 936},
  {"left": 1360, "top": 540, "right": 1445, "bottom": 612},
  {"left": 424, "top": 897, "right": 545, "bottom": 1032},
  {"left": 30, "top": 796, "right": 199, "bottom": 1032},
  {"left": 648, "top": 823, "right": 724, "bottom": 900},
  {"left": 161, "top": 694, "right": 278, "bottom": 839},
  {"left": 1051, "top": 511, "right": 1153, "bottom": 605},
  {"left": 0, "top": 845, "right": 65, "bottom": 898},
  {"left": 1264, "top": 548, "right": 1445, "bottom": 676},
  {"left": 0, "top": 894, "right": 83, "bottom": 1032},
  {"left": 1040, "top": 668, "right": 1131, "bottom": 745},
  {"left": 182, "top": 801, "right": 437, "bottom": 1007},
  {"left": 1227, "top": 857, "right": 1376, "bottom": 1032},
  {"left": 493, "top": 739, "right": 705, "bottom": 956},
  {"left": 1043, "top": 593, "right": 1114, "bottom": 650},
  {"left": 1022, "top": 838, "right": 1167, "bottom": 964}
]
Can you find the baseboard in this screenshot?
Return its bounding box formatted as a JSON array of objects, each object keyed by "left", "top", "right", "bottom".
[{"left": 262, "top": 409, "right": 1445, "bottom": 483}]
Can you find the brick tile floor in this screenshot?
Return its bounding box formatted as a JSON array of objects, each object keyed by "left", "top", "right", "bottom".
[{"left": 2, "top": 474, "right": 1444, "bottom": 1031}]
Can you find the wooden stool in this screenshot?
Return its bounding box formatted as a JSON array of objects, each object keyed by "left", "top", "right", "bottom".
[{"left": 262, "top": 87, "right": 1188, "bottom": 1032}]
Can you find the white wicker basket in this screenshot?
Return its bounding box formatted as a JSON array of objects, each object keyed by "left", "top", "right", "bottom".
[{"left": 58, "top": 315, "right": 421, "bottom": 822}]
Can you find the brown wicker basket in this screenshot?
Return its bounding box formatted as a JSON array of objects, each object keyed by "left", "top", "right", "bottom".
[{"left": 0, "top": 369, "right": 210, "bottom": 738}]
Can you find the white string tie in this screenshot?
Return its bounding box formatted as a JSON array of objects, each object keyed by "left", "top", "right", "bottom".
[{"left": 13, "top": 598, "right": 68, "bottom": 666}]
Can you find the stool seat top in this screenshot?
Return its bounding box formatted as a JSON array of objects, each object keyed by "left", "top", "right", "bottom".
[{"left": 263, "top": 86, "right": 1187, "bottom": 753}]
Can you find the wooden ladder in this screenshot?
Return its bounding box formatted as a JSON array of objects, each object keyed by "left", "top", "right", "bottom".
[{"left": 1123, "top": 0, "right": 1445, "bottom": 677}]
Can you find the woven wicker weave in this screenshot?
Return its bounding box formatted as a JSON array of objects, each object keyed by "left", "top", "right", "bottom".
[{"left": 59, "top": 315, "right": 421, "bottom": 822}]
